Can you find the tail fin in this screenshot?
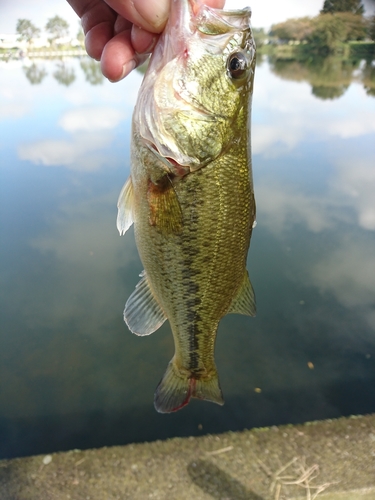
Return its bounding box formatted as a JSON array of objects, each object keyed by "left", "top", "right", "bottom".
[{"left": 154, "top": 360, "right": 224, "bottom": 413}]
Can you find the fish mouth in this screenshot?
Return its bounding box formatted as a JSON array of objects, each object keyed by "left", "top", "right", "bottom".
[{"left": 135, "top": 0, "right": 253, "bottom": 175}]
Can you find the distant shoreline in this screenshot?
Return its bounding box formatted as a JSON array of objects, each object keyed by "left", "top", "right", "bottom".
[{"left": 0, "top": 47, "right": 87, "bottom": 60}]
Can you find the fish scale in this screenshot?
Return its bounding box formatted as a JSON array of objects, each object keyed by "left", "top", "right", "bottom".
[{"left": 117, "top": 0, "right": 256, "bottom": 412}]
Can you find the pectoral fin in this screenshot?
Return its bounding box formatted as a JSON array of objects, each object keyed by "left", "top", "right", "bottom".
[
  {"left": 227, "top": 270, "right": 256, "bottom": 317},
  {"left": 117, "top": 176, "right": 134, "bottom": 235},
  {"left": 124, "top": 271, "right": 167, "bottom": 335},
  {"left": 147, "top": 176, "right": 182, "bottom": 235}
]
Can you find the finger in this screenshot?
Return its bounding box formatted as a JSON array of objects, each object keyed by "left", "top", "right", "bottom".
[
  {"left": 132, "top": 0, "right": 170, "bottom": 31},
  {"left": 131, "top": 25, "right": 158, "bottom": 54},
  {"left": 78, "top": 1, "right": 116, "bottom": 34},
  {"left": 100, "top": 29, "right": 137, "bottom": 82},
  {"left": 105, "top": 0, "right": 170, "bottom": 33},
  {"left": 70, "top": 0, "right": 118, "bottom": 61},
  {"left": 205, "top": 0, "right": 226, "bottom": 7},
  {"left": 85, "top": 21, "right": 114, "bottom": 61}
]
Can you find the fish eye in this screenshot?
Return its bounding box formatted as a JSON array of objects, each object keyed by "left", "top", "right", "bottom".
[{"left": 227, "top": 52, "right": 248, "bottom": 80}]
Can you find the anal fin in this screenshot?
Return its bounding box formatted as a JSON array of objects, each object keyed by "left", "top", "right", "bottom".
[
  {"left": 227, "top": 269, "right": 256, "bottom": 317},
  {"left": 124, "top": 271, "right": 167, "bottom": 335}
]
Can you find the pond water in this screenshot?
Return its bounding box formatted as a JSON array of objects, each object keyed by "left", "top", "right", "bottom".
[{"left": 0, "top": 55, "right": 374, "bottom": 459}]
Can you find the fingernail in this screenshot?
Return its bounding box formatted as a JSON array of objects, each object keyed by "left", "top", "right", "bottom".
[
  {"left": 134, "top": 0, "right": 169, "bottom": 31},
  {"left": 143, "top": 36, "right": 157, "bottom": 54},
  {"left": 121, "top": 60, "right": 137, "bottom": 79},
  {"left": 109, "top": 60, "right": 136, "bottom": 82}
]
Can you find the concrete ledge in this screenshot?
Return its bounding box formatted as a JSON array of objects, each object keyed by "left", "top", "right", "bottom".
[{"left": 0, "top": 414, "right": 374, "bottom": 499}]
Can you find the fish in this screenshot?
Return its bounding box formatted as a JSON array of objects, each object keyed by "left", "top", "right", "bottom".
[{"left": 117, "top": 0, "right": 256, "bottom": 413}]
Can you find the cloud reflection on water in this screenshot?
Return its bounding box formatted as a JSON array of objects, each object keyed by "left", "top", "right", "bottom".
[
  {"left": 1, "top": 56, "right": 374, "bottom": 448},
  {"left": 252, "top": 64, "right": 375, "bottom": 157},
  {"left": 18, "top": 132, "right": 114, "bottom": 171},
  {"left": 330, "top": 158, "right": 375, "bottom": 231},
  {"left": 59, "top": 106, "right": 126, "bottom": 132},
  {"left": 310, "top": 238, "right": 375, "bottom": 326}
]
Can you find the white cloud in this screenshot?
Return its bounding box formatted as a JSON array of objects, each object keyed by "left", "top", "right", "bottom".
[
  {"left": 309, "top": 238, "right": 375, "bottom": 331},
  {"left": 59, "top": 106, "right": 126, "bottom": 132},
  {"left": 328, "top": 109, "right": 375, "bottom": 138},
  {"left": 222, "top": 0, "right": 322, "bottom": 28},
  {"left": 0, "top": 102, "right": 29, "bottom": 120},
  {"left": 252, "top": 65, "right": 375, "bottom": 155},
  {"left": 256, "top": 182, "right": 333, "bottom": 234},
  {"left": 252, "top": 123, "right": 302, "bottom": 157},
  {"left": 18, "top": 132, "right": 115, "bottom": 171},
  {"left": 256, "top": 156, "right": 375, "bottom": 236},
  {"left": 330, "top": 158, "right": 375, "bottom": 231}
]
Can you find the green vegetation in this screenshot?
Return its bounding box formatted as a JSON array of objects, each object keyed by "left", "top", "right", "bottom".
[
  {"left": 267, "top": 0, "right": 374, "bottom": 57},
  {"left": 307, "top": 13, "right": 367, "bottom": 54},
  {"left": 22, "top": 63, "right": 47, "bottom": 84},
  {"left": 5, "top": 0, "right": 375, "bottom": 99},
  {"left": 253, "top": 28, "right": 268, "bottom": 48},
  {"left": 267, "top": 52, "right": 375, "bottom": 99},
  {"left": 16, "top": 19, "right": 41, "bottom": 46},
  {"left": 8, "top": 16, "right": 84, "bottom": 52},
  {"left": 79, "top": 59, "right": 104, "bottom": 85},
  {"left": 53, "top": 62, "right": 76, "bottom": 86},
  {"left": 321, "top": 0, "right": 364, "bottom": 14},
  {"left": 262, "top": 0, "right": 374, "bottom": 100},
  {"left": 369, "top": 15, "right": 375, "bottom": 41},
  {"left": 45, "top": 15, "right": 70, "bottom": 46},
  {"left": 270, "top": 12, "right": 369, "bottom": 56}
]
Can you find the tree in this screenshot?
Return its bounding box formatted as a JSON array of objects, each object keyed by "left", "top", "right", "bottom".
[
  {"left": 369, "top": 15, "right": 375, "bottom": 41},
  {"left": 53, "top": 62, "right": 76, "bottom": 86},
  {"left": 305, "top": 12, "right": 366, "bottom": 54},
  {"left": 338, "top": 12, "right": 367, "bottom": 40},
  {"left": 23, "top": 63, "right": 47, "bottom": 85},
  {"left": 312, "top": 84, "right": 348, "bottom": 99},
  {"left": 16, "top": 19, "right": 40, "bottom": 45},
  {"left": 321, "top": 0, "right": 364, "bottom": 15},
  {"left": 80, "top": 59, "right": 104, "bottom": 85},
  {"left": 253, "top": 28, "right": 267, "bottom": 47},
  {"left": 76, "top": 22, "right": 85, "bottom": 46},
  {"left": 307, "top": 14, "right": 348, "bottom": 54},
  {"left": 270, "top": 17, "right": 313, "bottom": 42},
  {"left": 45, "top": 15, "right": 70, "bottom": 45}
]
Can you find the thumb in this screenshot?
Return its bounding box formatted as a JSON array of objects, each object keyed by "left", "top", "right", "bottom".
[{"left": 133, "top": 0, "right": 170, "bottom": 32}]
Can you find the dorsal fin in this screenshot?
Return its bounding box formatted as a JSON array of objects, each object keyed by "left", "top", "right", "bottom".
[
  {"left": 124, "top": 271, "right": 167, "bottom": 335},
  {"left": 117, "top": 176, "right": 134, "bottom": 235},
  {"left": 227, "top": 269, "right": 256, "bottom": 317}
]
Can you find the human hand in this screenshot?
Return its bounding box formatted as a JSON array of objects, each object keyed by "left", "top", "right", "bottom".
[{"left": 67, "top": 0, "right": 225, "bottom": 82}]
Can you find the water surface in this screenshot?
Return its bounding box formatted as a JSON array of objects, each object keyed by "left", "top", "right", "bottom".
[{"left": 0, "top": 55, "right": 374, "bottom": 459}]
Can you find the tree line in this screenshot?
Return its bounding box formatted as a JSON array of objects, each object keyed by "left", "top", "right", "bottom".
[
  {"left": 14, "top": 0, "right": 375, "bottom": 56},
  {"left": 267, "top": 0, "right": 375, "bottom": 55},
  {"left": 15, "top": 16, "right": 81, "bottom": 47}
]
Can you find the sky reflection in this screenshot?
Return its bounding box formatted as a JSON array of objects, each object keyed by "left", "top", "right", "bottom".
[{"left": 0, "top": 56, "right": 374, "bottom": 458}]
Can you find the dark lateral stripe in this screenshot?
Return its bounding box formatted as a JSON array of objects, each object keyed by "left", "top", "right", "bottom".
[{"left": 186, "top": 304, "right": 202, "bottom": 371}]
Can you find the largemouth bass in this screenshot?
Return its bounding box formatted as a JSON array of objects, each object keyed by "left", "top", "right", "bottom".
[{"left": 117, "top": 0, "right": 256, "bottom": 413}]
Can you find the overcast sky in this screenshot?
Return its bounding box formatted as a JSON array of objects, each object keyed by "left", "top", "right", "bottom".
[{"left": 1, "top": 0, "right": 374, "bottom": 35}]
